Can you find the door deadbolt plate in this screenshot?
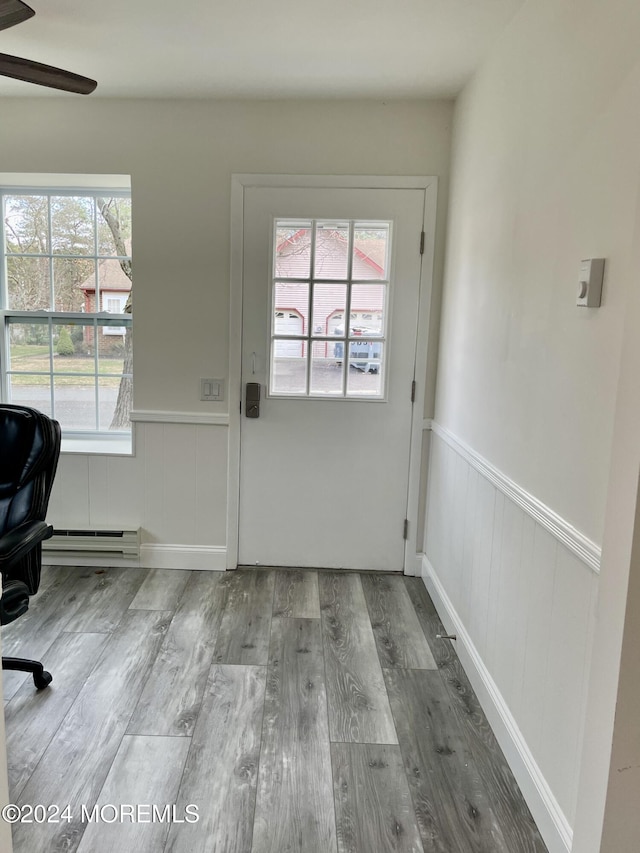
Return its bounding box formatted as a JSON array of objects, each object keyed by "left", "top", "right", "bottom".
[{"left": 245, "top": 382, "right": 261, "bottom": 418}]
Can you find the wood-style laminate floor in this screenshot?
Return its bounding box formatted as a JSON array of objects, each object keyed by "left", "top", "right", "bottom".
[{"left": 2, "top": 566, "right": 548, "bottom": 853}]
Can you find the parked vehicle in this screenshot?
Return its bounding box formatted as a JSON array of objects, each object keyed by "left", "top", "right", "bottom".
[{"left": 333, "top": 327, "right": 382, "bottom": 373}]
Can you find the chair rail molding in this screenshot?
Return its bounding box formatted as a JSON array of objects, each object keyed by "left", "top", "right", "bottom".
[
  {"left": 429, "top": 421, "right": 601, "bottom": 574},
  {"left": 130, "top": 410, "right": 229, "bottom": 426}
]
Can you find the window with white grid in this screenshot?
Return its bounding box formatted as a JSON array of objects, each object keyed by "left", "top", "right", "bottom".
[
  {"left": 0, "top": 188, "right": 132, "bottom": 443},
  {"left": 270, "top": 219, "right": 391, "bottom": 398}
]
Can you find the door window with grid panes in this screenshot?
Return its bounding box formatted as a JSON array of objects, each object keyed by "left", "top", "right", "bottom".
[{"left": 270, "top": 220, "right": 390, "bottom": 398}]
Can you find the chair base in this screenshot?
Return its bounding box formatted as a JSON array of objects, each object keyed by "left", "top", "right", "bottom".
[{"left": 2, "top": 656, "right": 52, "bottom": 689}]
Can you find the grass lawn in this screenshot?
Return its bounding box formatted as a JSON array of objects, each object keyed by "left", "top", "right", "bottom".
[
  {"left": 9, "top": 344, "right": 50, "bottom": 359},
  {"left": 9, "top": 345, "right": 126, "bottom": 386}
]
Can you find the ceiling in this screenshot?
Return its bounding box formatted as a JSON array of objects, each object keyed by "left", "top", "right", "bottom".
[{"left": 0, "top": 0, "right": 525, "bottom": 99}]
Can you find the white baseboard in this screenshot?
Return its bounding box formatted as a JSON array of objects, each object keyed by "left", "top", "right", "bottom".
[
  {"left": 43, "top": 553, "right": 140, "bottom": 568},
  {"left": 140, "top": 544, "right": 227, "bottom": 571},
  {"left": 44, "top": 544, "right": 228, "bottom": 571},
  {"left": 421, "top": 554, "right": 573, "bottom": 853}
]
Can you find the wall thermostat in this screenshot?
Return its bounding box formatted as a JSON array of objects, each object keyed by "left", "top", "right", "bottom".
[{"left": 577, "top": 258, "right": 605, "bottom": 307}]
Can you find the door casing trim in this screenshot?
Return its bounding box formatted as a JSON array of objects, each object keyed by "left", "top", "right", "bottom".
[{"left": 227, "top": 174, "right": 438, "bottom": 573}]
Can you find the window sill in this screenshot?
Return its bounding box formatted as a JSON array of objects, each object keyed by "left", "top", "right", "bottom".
[{"left": 61, "top": 434, "right": 133, "bottom": 456}]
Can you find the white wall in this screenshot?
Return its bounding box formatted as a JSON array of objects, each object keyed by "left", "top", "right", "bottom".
[
  {"left": 573, "top": 167, "right": 640, "bottom": 853},
  {"left": 50, "top": 422, "right": 229, "bottom": 569},
  {"left": 424, "top": 1, "right": 640, "bottom": 851},
  {"left": 436, "top": 0, "right": 640, "bottom": 544},
  {"left": 0, "top": 98, "right": 453, "bottom": 560}
]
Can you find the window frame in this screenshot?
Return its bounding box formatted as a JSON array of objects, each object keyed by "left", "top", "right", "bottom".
[
  {"left": 0, "top": 185, "right": 133, "bottom": 448},
  {"left": 102, "top": 294, "right": 128, "bottom": 335}
]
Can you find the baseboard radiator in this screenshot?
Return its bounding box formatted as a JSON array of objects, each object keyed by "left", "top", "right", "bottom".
[{"left": 43, "top": 528, "right": 140, "bottom": 559}]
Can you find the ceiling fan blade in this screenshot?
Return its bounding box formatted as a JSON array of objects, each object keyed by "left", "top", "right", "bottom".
[
  {"left": 0, "top": 52, "right": 97, "bottom": 93},
  {"left": 0, "top": 0, "right": 34, "bottom": 32}
]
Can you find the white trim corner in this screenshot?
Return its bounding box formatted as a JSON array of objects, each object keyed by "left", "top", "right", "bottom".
[
  {"left": 403, "top": 180, "right": 437, "bottom": 574},
  {"left": 406, "top": 552, "right": 424, "bottom": 577}
]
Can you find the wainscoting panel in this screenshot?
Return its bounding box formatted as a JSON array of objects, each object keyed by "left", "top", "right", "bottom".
[
  {"left": 47, "top": 421, "right": 229, "bottom": 568},
  {"left": 157, "top": 422, "right": 200, "bottom": 545},
  {"left": 51, "top": 453, "right": 92, "bottom": 528},
  {"left": 424, "top": 426, "right": 598, "bottom": 850}
]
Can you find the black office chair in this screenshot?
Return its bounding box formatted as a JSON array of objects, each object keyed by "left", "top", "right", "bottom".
[{"left": 0, "top": 405, "right": 61, "bottom": 690}]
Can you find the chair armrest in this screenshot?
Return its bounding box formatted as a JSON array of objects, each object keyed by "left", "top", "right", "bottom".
[
  {"left": 0, "top": 520, "right": 52, "bottom": 572},
  {"left": 0, "top": 578, "right": 29, "bottom": 625}
]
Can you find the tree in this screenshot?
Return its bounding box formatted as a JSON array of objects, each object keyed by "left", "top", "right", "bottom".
[
  {"left": 96, "top": 198, "right": 132, "bottom": 430},
  {"left": 55, "top": 327, "right": 74, "bottom": 356},
  {"left": 4, "top": 195, "right": 94, "bottom": 311}
]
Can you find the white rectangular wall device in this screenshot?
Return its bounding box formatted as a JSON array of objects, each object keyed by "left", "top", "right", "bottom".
[{"left": 577, "top": 258, "right": 605, "bottom": 307}]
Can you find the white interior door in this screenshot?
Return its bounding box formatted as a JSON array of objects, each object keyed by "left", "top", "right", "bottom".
[{"left": 239, "top": 185, "right": 425, "bottom": 571}]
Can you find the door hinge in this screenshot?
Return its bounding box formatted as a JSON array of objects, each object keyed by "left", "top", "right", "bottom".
[
  {"left": 403, "top": 519, "right": 409, "bottom": 540},
  {"left": 419, "top": 230, "right": 425, "bottom": 255},
  {"left": 411, "top": 379, "right": 416, "bottom": 403}
]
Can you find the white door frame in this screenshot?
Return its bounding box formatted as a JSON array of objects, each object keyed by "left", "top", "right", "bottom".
[{"left": 227, "top": 174, "right": 438, "bottom": 575}]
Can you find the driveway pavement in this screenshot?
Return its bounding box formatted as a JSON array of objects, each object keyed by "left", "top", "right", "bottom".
[{"left": 11, "top": 385, "right": 119, "bottom": 431}]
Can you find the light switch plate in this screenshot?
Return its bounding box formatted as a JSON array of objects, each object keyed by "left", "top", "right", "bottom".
[{"left": 200, "top": 378, "right": 224, "bottom": 401}]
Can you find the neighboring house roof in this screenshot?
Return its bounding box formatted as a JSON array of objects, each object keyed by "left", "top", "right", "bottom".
[
  {"left": 275, "top": 227, "right": 386, "bottom": 279},
  {"left": 79, "top": 257, "right": 132, "bottom": 294}
]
